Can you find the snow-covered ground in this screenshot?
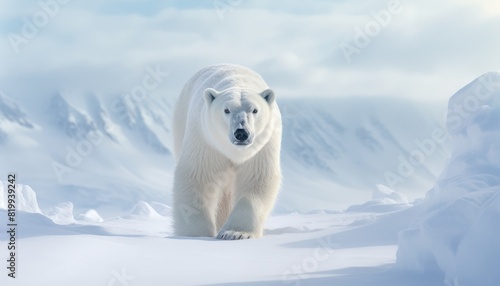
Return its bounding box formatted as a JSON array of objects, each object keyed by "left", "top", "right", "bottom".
[{"left": 0, "top": 186, "right": 443, "bottom": 286}]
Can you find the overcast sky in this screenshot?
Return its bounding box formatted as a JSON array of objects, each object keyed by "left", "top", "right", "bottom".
[{"left": 1, "top": 0, "right": 500, "bottom": 102}]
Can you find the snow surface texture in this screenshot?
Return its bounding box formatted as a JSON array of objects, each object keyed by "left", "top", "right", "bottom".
[
  {"left": 0, "top": 90, "right": 448, "bottom": 215},
  {"left": 397, "top": 72, "right": 500, "bottom": 286},
  {"left": 0, "top": 185, "right": 445, "bottom": 286}
]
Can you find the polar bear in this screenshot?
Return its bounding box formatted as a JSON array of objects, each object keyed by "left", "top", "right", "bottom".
[{"left": 172, "top": 64, "right": 282, "bottom": 240}]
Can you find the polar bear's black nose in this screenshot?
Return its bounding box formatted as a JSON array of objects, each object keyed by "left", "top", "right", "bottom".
[{"left": 234, "top": 129, "right": 249, "bottom": 142}]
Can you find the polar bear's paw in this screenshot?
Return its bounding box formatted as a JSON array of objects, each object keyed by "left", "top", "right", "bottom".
[{"left": 216, "top": 230, "right": 255, "bottom": 240}]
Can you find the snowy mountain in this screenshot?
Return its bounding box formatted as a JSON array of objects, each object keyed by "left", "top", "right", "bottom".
[
  {"left": 0, "top": 91, "right": 34, "bottom": 143},
  {"left": 0, "top": 90, "right": 449, "bottom": 215},
  {"left": 279, "top": 96, "right": 449, "bottom": 211},
  {"left": 49, "top": 93, "right": 99, "bottom": 140}
]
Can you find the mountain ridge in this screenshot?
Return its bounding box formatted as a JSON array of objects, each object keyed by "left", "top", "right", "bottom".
[{"left": 1, "top": 90, "right": 450, "bottom": 214}]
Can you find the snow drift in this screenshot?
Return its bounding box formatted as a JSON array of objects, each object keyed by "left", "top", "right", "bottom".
[
  {"left": 126, "top": 200, "right": 163, "bottom": 219},
  {"left": 397, "top": 72, "right": 500, "bottom": 286},
  {"left": 45, "top": 202, "right": 77, "bottom": 225},
  {"left": 77, "top": 209, "right": 104, "bottom": 223},
  {"left": 0, "top": 182, "right": 42, "bottom": 213},
  {"left": 346, "top": 184, "right": 411, "bottom": 213}
]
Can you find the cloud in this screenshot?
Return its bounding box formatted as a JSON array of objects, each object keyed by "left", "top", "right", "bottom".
[{"left": 1, "top": 0, "right": 499, "bottom": 102}]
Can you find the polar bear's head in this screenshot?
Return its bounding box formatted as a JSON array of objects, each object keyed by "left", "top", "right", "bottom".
[{"left": 202, "top": 87, "right": 276, "bottom": 163}]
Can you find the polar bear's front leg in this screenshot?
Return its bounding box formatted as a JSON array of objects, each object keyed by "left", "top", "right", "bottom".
[
  {"left": 217, "top": 152, "right": 281, "bottom": 240},
  {"left": 173, "top": 164, "right": 220, "bottom": 237}
]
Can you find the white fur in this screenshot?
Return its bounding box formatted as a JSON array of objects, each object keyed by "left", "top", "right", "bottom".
[{"left": 172, "top": 64, "right": 282, "bottom": 239}]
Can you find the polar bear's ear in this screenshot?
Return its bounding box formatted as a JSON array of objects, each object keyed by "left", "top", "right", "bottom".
[
  {"left": 260, "top": 89, "right": 275, "bottom": 104},
  {"left": 203, "top": 88, "right": 219, "bottom": 104}
]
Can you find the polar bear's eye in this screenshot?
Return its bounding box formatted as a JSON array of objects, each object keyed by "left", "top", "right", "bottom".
[
  {"left": 252, "top": 109, "right": 258, "bottom": 114},
  {"left": 224, "top": 109, "right": 230, "bottom": 114}
]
